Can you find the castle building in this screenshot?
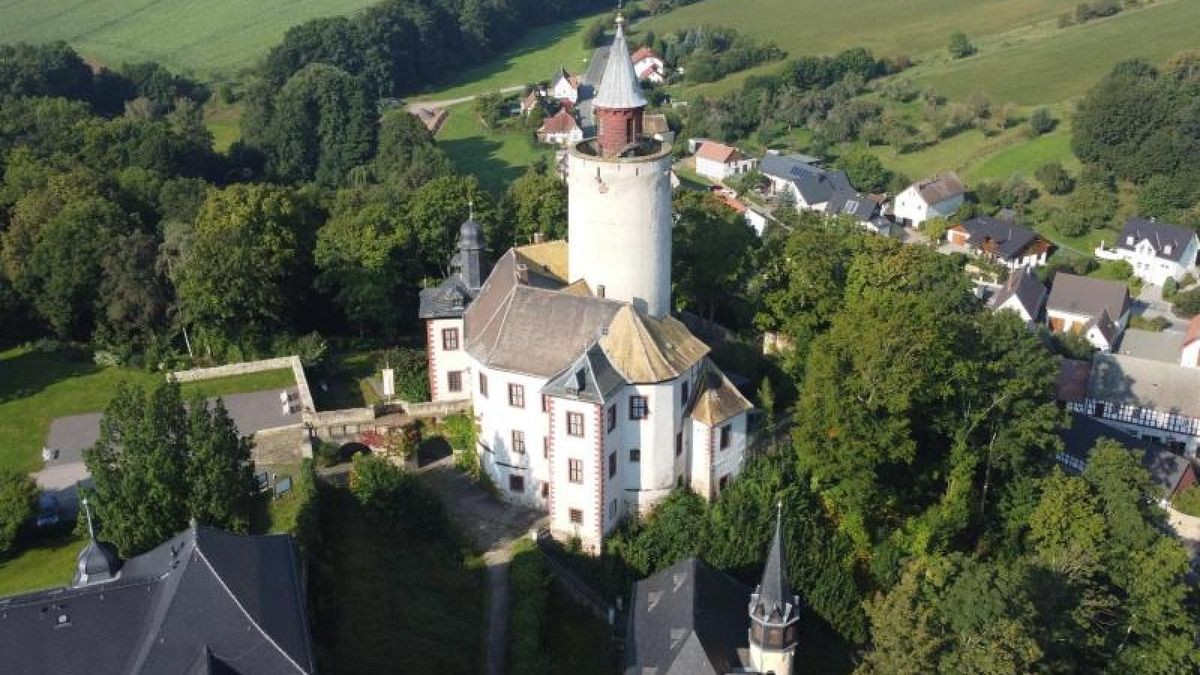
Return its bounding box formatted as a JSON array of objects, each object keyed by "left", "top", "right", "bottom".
[{"left": 421, "top": 14, "right": 752, "bottom": 551}]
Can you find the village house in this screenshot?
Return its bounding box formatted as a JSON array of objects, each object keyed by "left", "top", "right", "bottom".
[
  {"left": 1182, "top": 316, "right": 1200, "bottom": 367},
  {"left": 1046, "top": 273, "right": 1131, "bottom": 351},
  {"left": 630, "top": 45, "right": 666, "bottom": 83},
  {"left": 947, "top": 216, "right": 1052, "bottom": 269},
  {"left": 549, "top": 66, "right": 582, "bottom": 104},
  {"left": 519, "top": 89, "right": 541, "bottom": 116},
  {"left": 641, "top": 112, "right": 674, "bottom": 145},
  {"left": 988, "top": 267, "right": 1046, "bottom": 326},
  {"left": 536, "top": 107, "right": 584, "bottom": 146},
  {"left": 625, "top": 507, "right": 801, "bottom": 675},
  {"left": 1095, "top": 216, "right": 1199, "bottom": 286},
  {"left": 1057, "top": 412, "right": 1197, "bottom": 503},
  {"left": 759, "top": 153, "right": 885, "bottom": 233},
  {"left": 893, "top": 172, "right": 966, "bottom": 227},
  {"left": 694, "top": 141, "right": 756, "bottom": 182},
  {"left": 1069, "top": 351, "right": 1200, "bottom": 457},
  {"left": 421, "top": 14, "right": 753, "bottom": 553}
]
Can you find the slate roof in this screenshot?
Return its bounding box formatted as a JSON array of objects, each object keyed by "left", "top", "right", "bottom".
[
  {"left": 1059, "top": 412, "right": 1195, "bottom": 498},
  {"left": 418, "top": 275, "right": 476, "bottom": 319},
  {"left": 911, "top": 172, "right": 965, "bottom": 205},
  {"left": 600, "top": 306, "right": 710, "bottom": 384},
  {"left": 1047, "top": 273, "right": 1130, "bottom": 321},
  {"left": 956, "top": 216, "right": 1043, "bottom": 260},
  {"left": 1117, "top": 328, "right": 1185, "bottom": 364},
  {"left": 758, "top": 154, "right": 854, "bottom": 206},
  {"left": 0, "top": 525, "right": 315, "bottom": 675},
  {"left": 988, "top": 267, "right": 1046, "bottom": 320},
  {"left": 1088, "top": 352, "right": 1200, "bottom": 419},
  {"left": 1116, "top": 217, "right": 1197, "bottom": 263},
  {"left": 688, "top": 359, "right": 753, "bottom": 426},
  {"left": 593, "top": 17, "right": 647, "bottom": 110},
  {"left": 825, "top": 190, "right": 879, "bottom": 222},
  {"left": 624, "top": 557, "right": 751, "bottom": 675},
  {"left": 542, "top": 342, "right": 626, "bottom": 404}
]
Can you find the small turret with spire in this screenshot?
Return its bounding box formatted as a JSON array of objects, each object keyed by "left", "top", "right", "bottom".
[
  {"left": 592, "top": 6, "right": 648, "bottom": 157},
  {"left": 73, "top": 497, "right": 121, "bottom": 587},
  {"left": 748, "top": 501, "right": 800, "bottom": 675},
  {"left": 455, "top": 197, "right": 486, "bottom": 291}
]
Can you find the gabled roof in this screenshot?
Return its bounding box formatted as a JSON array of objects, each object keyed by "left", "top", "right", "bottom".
[
  {"left": 1116, "top": 217, "right": 1197, "bottom": 263},
  {"left": 826, "top": 190, "right": 879, "bottom": 222},
  {"left": 418, "top": 275, "right": 475, "bottom": 319},
  {"left": 1059, "top": 412, "right": 1195, "bottom": 499},
  {"left": 696, "top": 141, "right": 742, "bottom": 164},
  {"left": 958, "top": 216, "right": 1043, "bottom": 260},
  {"left": 1117, "top": 328, "right": 1184, "bottom": 363},
  {"left": 593, "top": 17, "right": 647, "bottom": 110},
  {"left": 515, "top": 240, "right": 569, "bottom": 283},
  {"left": 688, "top": 359, "right": 753, "bottom": 426},
  {"left": 551, "top": 66, "right": 578, "bottom": 90},
  {"left": 758, "top": 155, "right": 853, "bottom": 205},
  {"left": 600, "top": 306, "right": 710, "bottom": 384},
  {"left": 988, "top": 267, "right": 1046, "bottom": 320},
  {"left": 1087, "top": 309, "right": 1120, "bottom": 347},
  {"left": 642, "top": 113, "right": 670, "bottom": 136},
  {"left": 630, "top": 46, "right": 662, "bottom": 64},
  {"left": 909, "top": 172, "right": 965, "bottom": 205},
  {"left": 542, "top": 342, "right": 626, "bottom": 404},
  {"left": 0, "top": 525, "right": 315, "bottom": 675},
  {"left": 624, "top": 557, "right": 750, "bottom": 675},
  {"left": 537, "top": 108, "right": 580, "bottom": 135},
  {"left": 1047, "top": 273, "right": 1130, "bottom": 321}
]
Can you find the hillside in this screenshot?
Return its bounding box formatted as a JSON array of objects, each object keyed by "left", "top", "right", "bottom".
[{"left": 0, "top": 0, "right": 378, "bottom": 76}]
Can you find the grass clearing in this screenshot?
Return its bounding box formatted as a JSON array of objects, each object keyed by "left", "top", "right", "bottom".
[
  {"left": 0, "top": 347, "right": 294, "bottom": 474},
  {"left": 310, "top": 351, "right": 380, "bottom": 411},
  {"left": 0, "top": 0, "right": 378, "bottom": 77},
  {"left": 0, "top": 527, "right": 83, "bottom": 597},
  {"left": 436, "top": 103, "right": 555, "bottom": 193},
  {"left": 203, "top": 100, "right": 245, "bottom": 153}
]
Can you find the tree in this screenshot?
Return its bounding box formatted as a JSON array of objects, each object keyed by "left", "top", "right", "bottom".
[
  {"left": 1028, "top": 106, "right": 1055, "bottom": 135},
  {"left": 0, "top": 469, "right": 39, "bottom": 557},
  {"left": 948, "top": 31, "right": 976, "bottom": 59},
  {"left": 373, "top": 109, "right": 452, "bottom": 188},
  {"left": 0, "top": 42, "right": 94, "bottom": 104},
  {"left": 404, "top": 174, "right": 491, "bottom": 272},
  {"left": 1035, "top": 162, "right": 1074, "bottom": 195},
  {"left": 84, "top": 382, "right": 256, "bottom": 556},
  {"left": 1136, "top": 174, "right": 1195, "bottom": 220},
  {"left": 835, "top": 149, "right": 893, "bottom": 193},
  {"left": 474, "top": 92, "right": 508, "bottom": 129},
  {"left": 94, "top": 230, "right": 171, "bottom": 358},
  {"left": 671, "top": 191, "right": 757, "bottom": 323},
  {"left": 499, "top": 168, "right": 568, "bottom": 245},
  {"left": 1171, "top": 287, "right": 1200, "bottom": 317},
  {"left": 174, "top": 185, "right": 306, "bottom": 348}
]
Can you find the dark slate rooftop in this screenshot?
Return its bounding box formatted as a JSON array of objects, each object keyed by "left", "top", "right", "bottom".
[
  {"left": 988, "top": 267, "right": 1046, "bottom": 320},
  {"left": 959, "top": 216, "right": 1041, "bottom": 260},
  {"left": 1058, "top": 412, "right": 1194, "bottom": 498},
  {"left": 1116, "top": 217, "right": 1197, "bottom": 263},
  {"left": 758, "top": 155, "right": 854, "bottom": 206},
  {"left": 624, "top": 557, "right": 751, "bottom": 675},
  {"left": 826, "top": 190, "right": 879, "bottom": 222},
  {"left": 418, "top": 274, "right": 476, "bottom": 320},
  {"left": 0, "top": 525, "right": 315, "bottom": 675},
  {"left": 542, "top": 342, "right": 626, "bottom": 404}
]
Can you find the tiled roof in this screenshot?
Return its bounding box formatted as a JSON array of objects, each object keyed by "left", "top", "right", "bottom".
[
  {"left": 630, "top": 46, "right": 662, "bottom": 64},
  {"left": 959, "top": 216, "right": 1042, "bottom": 260},
  {"left": 537, "top": 108, "right": 580, "bottom": 135},
  {"left": 1116, "top": 217, "right": 1197, "bottom": 263},
  {"left": 696, "top": 141, "right": 742, "bottom": 164},
  {"left": 1047, "top": 273, "right": 1129, "bottom": 321},
  {"left": 1055, "top": 358, "right": 1091, "bottom": 403},
  {"left": 1059, "top": 412, "right": 1194, "bottom": 499},
  {"left": 600, "top": 306, "right": 710, "bottom": 384},
  {"left": 912, "top": 172, "right": 965, "bottom": 205}
]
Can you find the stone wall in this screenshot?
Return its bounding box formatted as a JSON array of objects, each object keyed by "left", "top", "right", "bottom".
[
  {"left": 404, "top": 399, "right": 472, "bottom": 418},
  {"left": 170, "top": 355, "right": 316, "bottom": 414}
]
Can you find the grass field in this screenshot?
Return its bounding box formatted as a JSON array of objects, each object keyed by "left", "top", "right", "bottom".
[
  {"left": 436, "top": 103, "right": 555, "bottom": 193},
  {"left": 0, "top": 347, "right": 296, "bottom": 473},
  {"left": 203, "top": 100, "right": 245, "bottom": 153},
  {"left": 0, "top": 0, "right": 377, "bottom": 76},
  {"left": 0, "top": 528, "right": 82, "bottom": 597}
]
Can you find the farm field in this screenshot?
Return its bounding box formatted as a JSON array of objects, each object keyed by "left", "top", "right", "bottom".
[
  {"left": 436, "top": 103, "right": 556, "bottom": 193},
  {"left": 0, "top": 0, "right": 378, "bottom": 76},
  {"left": 0, "top": 346, "right": 296, "bottom": 473}
]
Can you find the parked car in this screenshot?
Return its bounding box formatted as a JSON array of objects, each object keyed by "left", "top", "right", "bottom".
[{"left": 36, "top": 494, "right": 60, "bottom": 528}]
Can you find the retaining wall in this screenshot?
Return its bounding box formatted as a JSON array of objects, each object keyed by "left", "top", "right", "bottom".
[{"left": 170, "top": 355, "right": 316, "bottom": 413}]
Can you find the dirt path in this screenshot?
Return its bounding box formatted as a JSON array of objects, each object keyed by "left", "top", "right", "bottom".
[
  {"left": 405, "top": 85, "right": 525, "bottom": 114},
  {"left": 419, "top": 459, "right": 545, "bottom": 675}
]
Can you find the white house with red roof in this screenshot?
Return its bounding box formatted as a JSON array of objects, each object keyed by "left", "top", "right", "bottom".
[
  {"left": 536, "top": 108, "right": 583, "bottom": 146},
  {"left": 695, "top": 141, "right": 756, "bottom": 182},
  {"left": 630, "top": 46, "right": 666, "bottom": 83}
]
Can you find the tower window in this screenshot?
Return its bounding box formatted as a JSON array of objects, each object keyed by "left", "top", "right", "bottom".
[
  {"left": 625, "top": 117, "right": 634, "bottom": 143},
  {"left": 720, "top": 424, "right": 732, "bottom": 449},
  {"left": 630, "top": 396, "right": 648, "bottom": 420},
  {"left": 479, "top": 372, "right": 488, "bottom": 397},
  {"left": 607, "top": 405, "right": 616, "bottom": 432},
  {"left": 675, "top": 432, "right": 683, "bottom": 457},
  {"left": 629, "top": 448, "right": 641, "bottom": 463},
  {"left": 509, "top": 475, "right": 524, "bottom": 492},
  {"left": 511, "top": 430, "right": 525, "bottom": 454},
  {"left": 567, "top": 412, "right": 585, "bottom": 437},
  {"left": 442, "top": 328, "right": 460, "bottom": 350},
  {"left": 608, "top": 453, "right": 616, "bottom": 478},
  {"left": 569, "top": 508, "right": 583, "bottom": 525}
]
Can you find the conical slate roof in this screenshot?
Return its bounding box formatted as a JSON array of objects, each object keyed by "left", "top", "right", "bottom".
[
  {"left": 751, "top": 504, "right": 795, "bottom": 623},
  {"left": 593, "top": 15, "right": 647, "bottom": 110}
]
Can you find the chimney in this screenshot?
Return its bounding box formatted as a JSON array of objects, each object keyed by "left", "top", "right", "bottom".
[{"left": 597, "top": 284, "right": 606, "bottom": 298}]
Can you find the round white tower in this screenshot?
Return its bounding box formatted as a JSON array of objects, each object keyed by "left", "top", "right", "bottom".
[{"left": 567, "top": 13, "right": 673, "bottom": 318}]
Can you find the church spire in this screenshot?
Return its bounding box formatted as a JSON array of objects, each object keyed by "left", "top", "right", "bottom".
[
  {"left": 73, "top": 497, "right": 121, "bottom": 587},
  {"left": 748, "top": 501, "right": 800, "bottom": 675},
  {"left": 592, "top": 9, "right": 647, "bottom": 157}
]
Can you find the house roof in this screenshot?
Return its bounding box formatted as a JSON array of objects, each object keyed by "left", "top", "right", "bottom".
[
  {"left": 542, "top": 342, "right": 626, "bottom": 404},
  {"left": 642, "top": 113, "right": 670, "bottom": 136},
  {"left": 758, "top": 154, "right": 853, "bottom": 205},
  {"left": 688, "top": 359, "right": 753, "bottom": 426},
  {"left": 537, "top": 108, "right": 580, "bottom": 135},
  {"left": 988, "top": 267, "right": 1046, "bottom": 320},
  {"left": 1186, "top": 316, "right": 1200, "bottom": 347},
  {"left": 1056, "top": 358, "right": 1091, "bottom": 403},
  {"left": 1088, "top": 309, "right": 1121, "bottom": 347},
  {"left": 958, "top": 216, "right": 1043, "bottom": 260},
  {"left": 624, "top": 557, "right": 751, "bottom": 675},
  {"left": 600, "top": 306, "right": 710, "bottom": 384},
  {"left": 825, "top": 190, "right": 879, "bottom": 222},
  {"left": 696, "top": 141, "right": 742, "bottom": 164},
  {"left": 1116, "top": 217, "right": 1197, "bottom": 263},
  {"left": 1088, "top": 352, "right": 1200, "bottom": 419},
  {"left": 552, "top": 66, "right": 578, "bottom": 90},
  {"left": 1117, "top": 328, "right": 1185, "bottom": 364},
  {"left": 593, "top": 16, "right": 647, "bottom": 110},
  {"left": 1059, "top": 412, "right": 1194, "bottom": 499},
  {"left": 910, "top": 172, "right": 965, "bottom": 205},
  {"left": 419, "top": 275, "right": 476, "bottom": 319},
  {"left": 1047, "top": 273, "right": 1130, "bottom": 321},
  {"left": 0, "top": 525, "right": 315, "bottom": 675},
  {"left": 630, "top": 46, "right": 662, "bottom": 64}
]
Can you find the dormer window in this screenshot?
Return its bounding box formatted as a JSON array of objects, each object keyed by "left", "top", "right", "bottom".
[
  {"left": 1164, "top": 244, "right": 1173, "bottom": 255},
  {"left": 1126, "top": 236, "right": 1135, "bottom": 246}
]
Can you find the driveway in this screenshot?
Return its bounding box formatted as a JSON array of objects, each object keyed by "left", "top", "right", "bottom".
[
  {"left": 1135, "top": 284, "right": 1189, "bottom": 331},
  {"left": 419, "top": 459, "right": 545, "bottom": 675}
]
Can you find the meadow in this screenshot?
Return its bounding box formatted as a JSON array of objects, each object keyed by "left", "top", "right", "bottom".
[
  {"left": 0, "top": 0, "right": 378, "bottom": 76},
  {"left": 436, "top": 103, "right": 556, "bottom": 193}
]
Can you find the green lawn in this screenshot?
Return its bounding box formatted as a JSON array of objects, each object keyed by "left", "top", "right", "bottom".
[
  {"left": 415, "top": 12, "right": 605, "bottom": 102},
  {"left": 0, "top": 528, "right": 83, "bottom": 597},
  {"left": 436, "top": 103, "right": 555, "bottom": 193},
  {"left": 0, "top": 347, "right": 295, "bottom": 473},
  {"left": 203, "top": 100, "right": 244, "bottom": 153},
  {"left": 310, "top": 351, "right": 380, "bottom": 411},
  {"left": 0, "top": 0, "right": 377, "bottom": 77},
  {"left": 967, "top": 125, "right": 1078, "bottom": 182}
]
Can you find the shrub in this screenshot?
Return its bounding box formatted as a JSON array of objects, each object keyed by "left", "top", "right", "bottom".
[
  {"left": 377, "top": 347, "right": 430, "bottom": 401},
  {"left": 1035, "top": 162, "right": 1074, "bottom": 194},
  {"left": 442, "top": 413, "right": 476, "bottom": 452},
  {"left": 291, "top": 459, "right": 320, "bottom": 555},
  {"left": 948, "top": 31, "right": 976, "bottom": 59},
  {"left": 1029, "top": 106, "right": 1055, "bottom": 135},
  {"left": 0, "top": 469, "right": 39, "bottom": 557},
  {"left": 1052, "top": 330, "right": 1096, "bottom": 359},
  {"left": 1163, "top": 276, "right": 1178, "bottom": 300},
  {"left": 1172, "top": 287, "right": 1200, "bottom": 317},
  {"left": 1129, "top": 315, "right": 1171, "bottom": 331},
  {"left": 1182, "top": 273, "right": 1197, "bottom": 289},
  {"left": 922, "top": 217, "right": 952, "bottom": 243},
  {"left": 1173, "top": 486, "right": 1200, "bottom": 517},
  {"left": 508, "top": 538, "right": 549, "bottom": 674}
]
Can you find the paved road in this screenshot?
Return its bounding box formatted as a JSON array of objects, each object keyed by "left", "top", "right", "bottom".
[{"left": 418, "top": 458, "right": 545, "bottom": 675}]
